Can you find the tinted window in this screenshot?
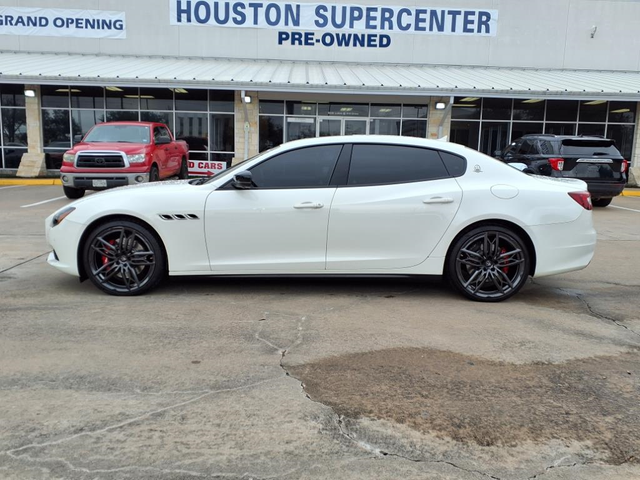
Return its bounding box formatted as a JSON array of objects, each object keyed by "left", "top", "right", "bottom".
[
  {"left": 348, "top": 145, "right": 449, "bottom": 186},
  {"left": 560, "top": 140, "right": 621, "bottom": 157},
  {"left": 250, "top": 145, "right": 342, "bottom": 188},
  {"left": 439, "top": 151, "right": 467, "bottom": 177}
]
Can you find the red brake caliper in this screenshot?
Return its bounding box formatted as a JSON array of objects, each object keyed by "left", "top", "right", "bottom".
[
  {"left": 102, "top": 240, "right": 116, "bottom": 269},
  {"left": 500, "top": 247, "right": 509, "bottom": 274}
]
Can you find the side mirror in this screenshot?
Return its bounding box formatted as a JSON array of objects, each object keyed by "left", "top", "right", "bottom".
[
  {"left": 156, "top": 136, "right": 171, "bottom": 145},
  {"left": 73, "top": 134, "right": 84, "bottom": 143},
  {"left": 231, "top": 171, "right": 254, "bottom": 190}
]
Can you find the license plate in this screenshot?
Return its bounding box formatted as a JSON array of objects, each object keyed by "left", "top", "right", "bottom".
[{"left": 92, "top": 179, "right": 107, "bottom": 188}]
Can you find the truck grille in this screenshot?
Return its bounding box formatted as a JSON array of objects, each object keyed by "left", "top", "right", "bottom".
[{"left": 76, "top": 154, "right": 125, "bottom": 168}]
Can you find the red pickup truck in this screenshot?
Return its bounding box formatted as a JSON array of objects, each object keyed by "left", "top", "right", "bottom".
[{"left": 60, "top": 121, "right": 189, "bottom": 199}]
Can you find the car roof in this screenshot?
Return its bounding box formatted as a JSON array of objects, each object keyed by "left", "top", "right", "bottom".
[
  {"left": 521, "top": 134, "right": 612, "bottom": 141},
  {"left": 95, "top": 121, "right": 157, "bottom": 126},
  {"left": 275, "top": 135, "right": 475, "bottom": 157}
]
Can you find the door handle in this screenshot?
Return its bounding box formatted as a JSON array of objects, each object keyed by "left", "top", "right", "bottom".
[
  {"left": 423, "top": 197, "right": 454, "bottom": 205},
  {"left": 294, "top": 202, "right": 324, "bottom": 209}
]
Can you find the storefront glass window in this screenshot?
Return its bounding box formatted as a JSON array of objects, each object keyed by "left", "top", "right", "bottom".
[
  {"left": 482, "top": 98, "right": 512, "bottom": 120},
  {"left": 286, "top": 117, "right": 316, "bottom": 141},
  {"left": 511, "top": 123, "right": 544, "bottom": 140},
  {"left": 371, "top": 105, "right": 401, "bottom": 118},
  {"left": 401, "top": 120, "right": 428, "bottom": 138},
  {"left": 545, "top": 123, "right": 576, "bottom": 135},
  {"left": 141, "top": 111, "right": 174, "bottom": 131},
  {"left": 608, "top": 102, "right": 637, "bottom": 124},
  {"left": 369, "top": 119, "right": 401, "bottom": 135},
  {"left": 2, "top": 108, "right": 27, "bottom": 147},
  {"left": 579, "top": 100, "right": 607, "bottom": 123},
  {"left": 259, "top": 100, "right": 285, "bottom": 115},
  {"left": 259, "top": 116, "right": 284, "bottom": 151},
  {"left": 71, "top": 87, "right": 105, "bottom": 109},
  {"left": 577, "top": 123, "right": 606, "bottom": 136},
  {"left": 176, "top": 112, "right": 209, "bottom": 151},
  {"left": 481, "top": 122, "right": 510, "bottom": 156},
  {"left": 210, "top": 91, "right": 234, "bottom": 113},
  {"left": 106, "top": 110, "right": 138, "bottom": 122},
  {"left": 450, "top": 121, "right": 480, "bottom": 150},
  {"left": 1, "top": 86, "right": 27, "bottom": 168},
  {"left": 287, "top": 102, "right": 318, "bottom": 116},
  {"left": 210, "top": 113, "right": 234, "bottom": 152},
  {"left": 317, "top": 103, "right": 368, "bottom": 117},
  {"left": 1, "top": 84, "right": 25, "bottom": 108},
  {"left": 607, "top": 124, "right": 635, "bottom": 160},
  {"left": 42, "top": 109, "right": 71, "bottom": 148},
  {"left": 72, "top": 110, "right": 104, "bottom": 144},
  {"left": 140, "top": 88, "right": 174, "bottom": 111},
  {"left": 105, "top": 87, "right": 139, "bottom": 110},
  {"left": 175, "top": 89, "right": 208, "bottom": 112},
  {"left": 403, "top": 105, "right": 428, "bottom": 119},
  {"left": 546, "top": 100, "right": 579, "bottom": 122},
  {"left": 452, "top": 97, "right": 481, "bottom": 120},
  {"left": 512, "top": 99, "right": 545, "bottom": 121},
  {"left": 41, "top": 85, "right": 71, "bottom": 109}
]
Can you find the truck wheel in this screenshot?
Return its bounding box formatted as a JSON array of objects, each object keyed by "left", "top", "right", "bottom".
[
  {"left": 178, "top": 158, "right": 189, "bottom": 179},
  {"left": 63, "top": 186, "right": 85, "bottom": 199},
  {"left": 592, "top": 198, "right": 612, "bottom": 207},
  {"left": 149, "top": 165, "right": 159, "bottom": 182}
]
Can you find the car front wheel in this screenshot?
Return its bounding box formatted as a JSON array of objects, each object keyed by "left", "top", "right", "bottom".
[
  {"left": 83, "top": 219, "right": 166, "bottom": 296},
  {"left": 447, "top": 226, "right": 530, "bottom": 302}
]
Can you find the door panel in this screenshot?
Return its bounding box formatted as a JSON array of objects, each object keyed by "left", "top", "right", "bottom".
[
  {"left": 205, "top": 189, "right": 336, "bottom": 271},
  {"left": 326, "top": 178, "right": 462, "bottom": 270}
]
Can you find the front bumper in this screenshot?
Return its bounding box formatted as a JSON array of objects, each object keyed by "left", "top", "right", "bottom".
[
  {"left": 45, "top": 215, "right": 85, "bottom": 277},
  {"left": 60, "top": 172, "right": 149, "bottom": 189}
]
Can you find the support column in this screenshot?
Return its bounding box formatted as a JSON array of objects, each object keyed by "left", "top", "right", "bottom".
[
  {"left": 17, "top": 84, "right": 47, "bottom": 177},
  {"left": 428, "top": 96, "right": 453, "bottom": 141},
  {"left": 233, "top": 90, "right": 259, "bottom": 165},
  {"left": 628, "top": 102, "right": 640, "bottom": 187}
]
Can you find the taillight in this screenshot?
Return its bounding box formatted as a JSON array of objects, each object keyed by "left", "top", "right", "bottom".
[
  {"left": 568, "top": 192, "right": 593, "bottom": 211},
  {"left": 621, "top": 160, "right": 629, "bottom": 173},
  {"left": 549, "top": 158, "right": 565, "bottom": 171}
]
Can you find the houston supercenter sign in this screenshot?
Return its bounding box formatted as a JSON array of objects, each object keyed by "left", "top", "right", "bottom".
[{"left": 171, "top": 1, "right": 498, "bottom": 48}]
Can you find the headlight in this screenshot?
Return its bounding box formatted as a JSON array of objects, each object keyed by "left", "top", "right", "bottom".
[
  {"left": 128, "top": 154, "right": 147, "bottom": 164},
  {"left": 52, "top": 207, "right": 76, "bottom": 227},
  {"left": 63, "top": 153, "right": 75, "bottom": 164}
]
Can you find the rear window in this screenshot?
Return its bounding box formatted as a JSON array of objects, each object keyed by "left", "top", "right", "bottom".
[
  {"left": 348, "top": 145, "right": 449, "bottom": 186},
  {"left": 560, "top": 140, "right": 622, "bottom": 157}
]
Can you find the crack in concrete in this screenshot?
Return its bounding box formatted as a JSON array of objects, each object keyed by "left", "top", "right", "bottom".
[
  {"left": 3, "top": 378, "right": 280, "bottom": 463},
  {"left": 526, "top": 460, "right": 598, "bottom": 480},
  {"left": 0, "top": 252, "right": 49, "bottom": 275}
]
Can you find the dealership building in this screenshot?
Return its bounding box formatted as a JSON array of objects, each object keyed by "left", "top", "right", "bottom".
[{"left": 0, "top": 0, "right": 639, "bottom": 184}]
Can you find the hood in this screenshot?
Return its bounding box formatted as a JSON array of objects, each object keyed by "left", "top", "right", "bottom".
[{"left": 70, "top": 142, "right": 150, "bottom": 155}]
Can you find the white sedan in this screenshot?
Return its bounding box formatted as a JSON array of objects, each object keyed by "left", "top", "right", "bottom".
[{"left": 45, "top": 136, "right": 596, "bottom": 302}]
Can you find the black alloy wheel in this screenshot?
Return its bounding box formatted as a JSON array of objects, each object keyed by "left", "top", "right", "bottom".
[
  {"left": 178, "top": 158, "right": 189, "bottom": 179},
  {"left": 63, "top": 186, "right": 85, "bottom": 199},
  {"left": 83, "top": 220, "right": 166, "bottom": 296},
  {"left": 592, "top": 198, "right": 612, "bottom": 207},
  {"left": 447, "top": 226, "right": 530, "bottom": 302},
  {"left": 150, "top": 165, "right": 160, "bottom": 182}
]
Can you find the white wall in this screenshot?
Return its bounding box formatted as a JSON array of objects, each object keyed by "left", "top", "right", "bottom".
[{"left": 0, "top": 0, "right": 639, "bottom": 71}]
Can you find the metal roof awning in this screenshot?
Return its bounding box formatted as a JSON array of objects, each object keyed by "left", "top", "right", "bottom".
[{"left": 1, "top": 51, "right": 639, "bottom": 100}]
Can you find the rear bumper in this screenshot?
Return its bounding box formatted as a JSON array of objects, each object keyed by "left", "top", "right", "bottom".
[
  {"left": 585, "top": 181, "right": 626, "bottom": 199},
  {"left": 531, "top": 210, "right": 596, "bottom": 278},
  {"left": 60, "top": 172, "right": 149, "bottom": 189}
]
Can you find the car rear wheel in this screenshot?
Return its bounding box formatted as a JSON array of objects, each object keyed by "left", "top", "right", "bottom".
[
  {"left": 178, "top": 158, "right": 189, "bottom": 179},
  {"left": 150, "top": 165, "right": 160, "bottom": 182},
  {"left": 83, "top": 219, "right": 166, "bottom": 296},
  {"left": 592, "top": 198, "right": 612, "bottom": 207},
  {"left": 63, "top": 186, "right": 85, "bottom": 199},
  {"left": 447, "top": 226, "right": 530, "bottom": 302}
]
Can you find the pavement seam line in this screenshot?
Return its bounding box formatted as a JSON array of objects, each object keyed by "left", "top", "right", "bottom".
[
  {"left": 0, "top": 252, "right": 49, "bottom": 275},
  {"left": 4, "top": 377, "right": 280, "bottom": 458}
]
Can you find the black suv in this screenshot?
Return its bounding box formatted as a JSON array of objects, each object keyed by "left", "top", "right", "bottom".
[{"left": 496, "top": 135, "right": 628, "bottom": 207}]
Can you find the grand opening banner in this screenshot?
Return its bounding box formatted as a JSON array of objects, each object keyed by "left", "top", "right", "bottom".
[
  {"left": 170, "top": 1, "right": 498, "bottom": 36},
  {"left": 0, "top": 7, "right": 126, "bottom": 39}
]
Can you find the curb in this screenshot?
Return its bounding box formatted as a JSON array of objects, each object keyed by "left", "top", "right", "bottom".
[
  {"left": 0, "top": 179, "right": 62, "bottom": 186},
  {"left": 621, "top": 190, "right": 640, "bottom": 197}
]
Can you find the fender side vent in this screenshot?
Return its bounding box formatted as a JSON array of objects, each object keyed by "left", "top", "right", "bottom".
[{"left": 159, "top": 214, "right": 200, "bottom": 221}]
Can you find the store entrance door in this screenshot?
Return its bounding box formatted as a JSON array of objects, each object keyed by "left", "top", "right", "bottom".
[{"left": 318, "top": 118, "right": 367, "bottom": 137}]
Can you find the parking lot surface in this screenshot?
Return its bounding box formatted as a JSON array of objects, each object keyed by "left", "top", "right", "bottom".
[{"left": 1, "top": 186, "right": 639, "bottom": 480}]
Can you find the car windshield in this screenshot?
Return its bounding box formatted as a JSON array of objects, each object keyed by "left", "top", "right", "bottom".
[{"left": 84, "top": 125, "right": 150, "bottom": 144}]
